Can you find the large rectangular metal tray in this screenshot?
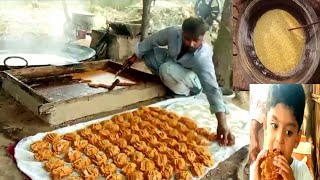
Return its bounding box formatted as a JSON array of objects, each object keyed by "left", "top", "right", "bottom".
[{"left": 1, "top": 60, "right": 166, "bottom": 125}]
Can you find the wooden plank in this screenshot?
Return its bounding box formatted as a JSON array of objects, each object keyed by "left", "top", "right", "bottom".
[{"left": 38, "top": 83, "right": 166, "bottom": 125}]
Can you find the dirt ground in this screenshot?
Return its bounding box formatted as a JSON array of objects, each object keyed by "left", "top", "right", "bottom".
[{"left": 0, "top": 80, "right": 249, "bottom": 180}]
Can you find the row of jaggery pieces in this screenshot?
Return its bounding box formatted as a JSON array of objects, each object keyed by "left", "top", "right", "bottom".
[{"left": 30, "top": 106, "right": 216, "bottom": 179}]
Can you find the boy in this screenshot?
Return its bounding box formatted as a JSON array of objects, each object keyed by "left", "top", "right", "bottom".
[{"left": 250, "top": 84, "right": 312, "bottom": 180}]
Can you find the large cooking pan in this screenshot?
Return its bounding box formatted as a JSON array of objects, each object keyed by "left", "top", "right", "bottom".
[{"left": 0, "top": 39, "right": 96, "bottom": 70}]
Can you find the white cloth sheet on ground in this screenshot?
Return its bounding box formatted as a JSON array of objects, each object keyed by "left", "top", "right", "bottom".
[{"left": 15, "top": 96, "right": 250, "bottom": 180}]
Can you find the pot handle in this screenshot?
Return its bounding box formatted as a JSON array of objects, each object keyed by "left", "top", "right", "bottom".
[{"left": 4, "top": 56, "right": 29, "bottom": 69}]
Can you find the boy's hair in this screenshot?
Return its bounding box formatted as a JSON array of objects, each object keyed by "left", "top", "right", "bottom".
[
  {"left": 266, "top": 84, "right": 305, "bottom": 129},
  {"left": 182, "top": 17, "right": 209, "bottom": 37}
]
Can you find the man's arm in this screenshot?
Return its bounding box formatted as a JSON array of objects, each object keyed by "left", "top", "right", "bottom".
[
  {"left": 193, "top": 53, "right": 234, "bottom": 146},
  {"left": 135, "top": 27, "right": 170, "bottom": 59}
]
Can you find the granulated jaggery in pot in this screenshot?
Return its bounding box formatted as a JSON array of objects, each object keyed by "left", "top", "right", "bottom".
[{"left": 237, "top": 0, "right": 320, "bottom": 83}]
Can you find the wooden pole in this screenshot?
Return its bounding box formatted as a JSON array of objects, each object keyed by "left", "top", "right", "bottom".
[{"left": 140, "top": 0, "right": 153, "bottom": 42}]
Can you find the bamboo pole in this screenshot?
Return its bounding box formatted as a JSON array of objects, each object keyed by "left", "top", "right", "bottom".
[{"left": 140, "top": 0, "right": 153, "bottom": 41}]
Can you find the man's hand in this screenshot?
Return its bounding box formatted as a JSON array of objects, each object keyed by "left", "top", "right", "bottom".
[
  {"left": 254, "top": 149, "right": 268, "bottom": 180},
  {"left": 122, "top": 54, "right": 138, "bottom": 70},
  {"left": 274, "top": 155, "right": 295, "bottom": 180},
  {"left": 215, "top": 112, "right": 235, "bottom": 146}
]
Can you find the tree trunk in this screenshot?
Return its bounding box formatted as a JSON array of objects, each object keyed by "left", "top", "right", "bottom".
[
  {"left": 140, "top": 0, "right": 153, "bottom": 41},
  {"left": 213, "top": 0, "right": 232, "bottom": 89}
]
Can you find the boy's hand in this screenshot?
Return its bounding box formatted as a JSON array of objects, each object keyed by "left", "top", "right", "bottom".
[
  {"left": 254, "top": 149, "right": 268, "bottom": 180},
  {"left": 273, "top": 155, "right": 295, "bottom": 180}
]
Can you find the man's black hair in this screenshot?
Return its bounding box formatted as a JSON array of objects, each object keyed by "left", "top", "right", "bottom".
[
  {"left": 266, "top": 84, "right": 305, "bottom": 130},
  {"left": 182, "top": 17, "right": 209, "bottom": 37}
]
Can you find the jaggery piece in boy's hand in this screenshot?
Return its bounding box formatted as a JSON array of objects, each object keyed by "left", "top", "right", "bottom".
[{"left": 261, "top": 149, "right": 281, "bottom": 180}]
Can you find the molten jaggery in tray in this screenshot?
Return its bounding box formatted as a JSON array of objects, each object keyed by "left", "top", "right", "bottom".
[
  {"left": 253, "top": 9, "right": 305, "bottom": 75},
  {"left": 25, "top": 106, "right": 217, "bottom": 180}
]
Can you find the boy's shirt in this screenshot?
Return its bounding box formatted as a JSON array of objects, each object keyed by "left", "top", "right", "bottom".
[{"left": 250, "top": 157, "right": 313, "bottom": 180}]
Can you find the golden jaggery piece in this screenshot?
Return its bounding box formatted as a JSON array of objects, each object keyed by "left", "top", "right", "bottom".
[
  {"left": 176, "top": 170, "right": 192, "bottom": 180},
  {"left": 175, "top": 143, "right": 188, "bottom": 154},
  {"left": 115, "top": 138, "right": 128, "bottom": 149},
  {"left": 92, "top": 152, "right": 108, "bottom": 165},
  {"left": 149, "top": 111, "right": 159, "bottom": 118},
  {"left": 186, "top": 131, "right": 198, "bottom": 141},
  {"left": 191, "top": 163, "right": 205, "bottom": 177},
  {"left": 144, "top": 124, "right": 157, "bottom": 135},
  {"left": 89, "top": 123, "right": 102, "bottom": 131},
  {"left": 137, "top": 129, "right": 150, "bottom": 139},
  {"left": 167, "top": 112, "right": 179, "bottom": 119},
  {"left": 185, "top": 150, "right": 197, "bottom": 163},
  {"left": 30, "top": 140, "right": 49, "bottom": 152},
  {"left": 122, "top": 162, "right": 137, "bottom": 175},
  {"left": 155, "top": 153, "right": 168, "bottom": 167},
  {"left": 208, "top": 133, "right": 218, "bottom": 141},
  {"left": 84, "top": 146, "right": 100, "bottom": 158},
  {"left": 166, "top": 148, "right": 181, "bottom": 160},
  {"left": 82, "top": 166, "right": 99, "bottom": 180},
  {"left": 118, "top": 128, "right": 132, "bottom": 139},
  {"left": 129, "top": 116, "right": 141, "bottom": 125},
  {"left": 127, "top": 170, "right": 144, "bottom": 180},
  {"left": 158, "top": 109, "right": 170, "bottom": 115},
  {"left": 157, "top": 122, "right": 170, "bottom": 132},
  {"left": 34, "top": 149, "right": 53, "bottom": 161},
  {"left": 131, "top": 151, "right": 145, "bottom": 163},
  {"left": 52, "top": 140, "right": 70, "bottom": 155},
  {"left": 43, "top": 133, "right": 60, "bottom": 143},
  {"left": 155, "top": 131, "right": 167, "bottom": 140},
  {"left": 62, "top": 133, "right": 80, "bottom": 142},
  {"left": 138, "top": 120, "right": 151, "bottom": 128},
  {"left": 45, "top": 157, "right": 64, "bottom": 171},
  {"left": 86, "top": 134, "right": 101, "bottom": 145},
  {"left": 140, "top": 159, "right": 155, "bottom": 172},
  {"left": 145, "top": 136, "right": 158, "bottom": 146},
  {"left": 179, "top": 117, "right": 197, "bottom": 130},
  {"left": 51, "top": 166, "right": 72, "bottom": 180},
  {"left": 196, "top": 136, "right": 210, "bottom": 146},
  {"left": 140, "top": 106, "right": 151, "bottom": 112},
  {"left": 174, "top": 158, "right": 186, "bottom": 170},
  {"left": 194, "top": 146, "right": 211, "bottom": 157},
  {"left": 146, "top": 170, "right": 162, "bottom": 180},
  {"left": 122, "top": 145, "right": 135, "bottom": 155},
  {"left": 176, "top": 134, "right": 187, "bottom": 142},
  {"left": 132, "top": 109, "right": 143, "bottom": 117},
  {"left": 128, "top": 134, "right": 140, "bottom": 144},
  {"left": 196, "top": 128, "right": 210, "bottom": 137},
  {"left": 165, "top": 138, "right": 178, "bottom": 148},
  {"left": 62, "top": 176, "right": 83, "bottom": 180},
  {"left": 113, "top": 153, "right": 128, "bottom": 167},
  {"left": 140, "top": 114, "right": 153, "bottom": 122},
  {"left": 106, "top": 145, "right": 120, "bottom": 157},
  {"left": 65, "top": 150, "right": 82, "bottom": 163},
  {"left": 160, "top": 165, "right": 174, "bottom": 179},
  {"left": 176, "top": 123, "right": 189, "bottom": 133},
  {"left": 73, "top": 157, "right": 91, "bottom": 171},
  {"left": 109, "top": 133, "right": 120, "bottom": 143},
  {"left": 123, "top": 112, "right": 134, "bottom": 119},
  {"left": 198, "top": 154, "right": 214, "bottom": 167},
  {"left": 105, "top": 174, "right": 125, "bottom": 180},
  {"left": 131, "top": 124, "right": 140, "bottom": 132},
  {"left": 168, "top": 129, "right": 179, "bottom": 139},
  {"left": 118, "top": 121, "right": 131, "bottom": 129},
  {"left": 165, "top": 117, "right": 178, "bottom": 127},
  {"left": 78, "top": 128, "right": 92, "bottom": 138},
  {"left": 261, "top": 149, "right": 281, "bottom": 180},
  {"left": 73, "top": 139, "right": 89, "bottom": 151},
  {"left": 108, "top": 124, "right": 120, "bottom": 133},
  {"left": 97, "top": 139, "right": 112, "bottom": 150},
  {"left": 99, "top": 129, "right": 111, "bottom": 137},
  {"left": 156, "top": 142, "right": 167, "bottom": 153},
  {"left": 133, "top": 141, "right": 148, "bottom": 152},
  {"left": 145, "top": 148, "right": 159, "bottom": 159},
  {"left": 99, "top": 163, "right": 117, "bottom": 176},
  {"left": 149, "top": 106, "right": 162, "bottom": 112},
  {"left": 111, "top": 115, "right": 125, "bottom": 124}
]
